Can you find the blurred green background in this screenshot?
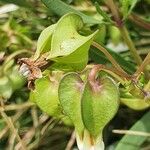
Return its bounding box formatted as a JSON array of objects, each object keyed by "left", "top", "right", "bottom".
[{"left": 0, "top": 0, "right": 150, "bottom": 149}]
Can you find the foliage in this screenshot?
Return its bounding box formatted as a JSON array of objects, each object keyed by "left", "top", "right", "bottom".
[{"left": 0, "top": 0, "right": 150, "bottom": 149}]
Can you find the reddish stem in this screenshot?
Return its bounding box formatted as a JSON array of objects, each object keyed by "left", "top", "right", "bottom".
[{"left": 129, "top": 13, "right": 150, "bottom": 31}]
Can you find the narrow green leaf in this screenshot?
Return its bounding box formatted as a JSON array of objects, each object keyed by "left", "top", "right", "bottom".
[
  {"left": 90, "top": 46, "right": 136, "bottom": 74},
  {"left": 95, "top": 2, "right": 113, "bottom": 23},
  {"left": 42, "top": 0, "right": 100, "bottom": 25},
  {"left": 128, "top": 0, "right": 138, "bottom": 17},
  {"left": 121, "top": 0, "right": 138, "bottom": 20},
  {"left": 0, "top": 0, "right": 32, "bottom": 8},
  {"left": 116, "top": 111, "right": 150, "bottom": 150},
  {"left": 121, "top": 0, "right": 129, "bottom": 19}
]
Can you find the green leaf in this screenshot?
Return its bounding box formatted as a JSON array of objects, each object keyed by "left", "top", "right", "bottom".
[
  {"left": 47, "top": 13, "right": 98, "bottom": 70},
  {"left": 128, "top": 0, "right": 138, "bottom": 17},
  {"left": 116, "top": 110, "right": 150, "bottom": 150},
  {"left": 121, "top": 0, "right": 129, "bottom": 19},
  {"left": 50, "top": 62, "right": 77, "bottom": 72},
  {"left": 42, "top": 0, "right": 100, "bottom": 25},
  {"left": 89, "top": 46, "right": 136, "bottom": 74},
  {"left": 34, "top": 24, "right": 56, "bottom": 59},
  {"left": 0, "top": 0, "right": 32, "bottom": 8},
  {"left": 121, "top": 0, "right": 138, "bottom": 20},
  {"left": 94, "top": 25, "right": 106, "bottom": 44},
  {"left": 58, "top": 73, "right": 84, "bottom": 136},
  {"left": 81, "top": 77, "right": 119, "bottom": 139},
  {"left": 95, "top": 2, "right": 113, "bottom": 23},
  {"left": 29, "top": 76, "right": 62, "bottom": 117}
]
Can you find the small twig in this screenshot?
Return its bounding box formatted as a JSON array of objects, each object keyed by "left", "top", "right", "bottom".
[
  {"left": 135, "top": 52, "right": 150, "bottom": 76},
  {"left": 27, "top": 119, "right": 59, "bottom": 149},
  {"left": 39, "top": 119, "right": 60, "bottom": 142},
  {"left": 31, "top": 106, "right": 39, "bottom": 128},
  {"left": 129, "top": 13, "right": 150, "bottom": 31},
  {"left": 112, "top": 129, "right": 150, "bottom": 137},
  {"left": 16, "top": 115, "right": 49, "bottom": 150},
  {"left": 104, "top": 0, "right": 122, "bottom": 26},
  {"left": 0, "top": 102, "right": 35, "bottom": 112},
  {"left": 3, "top": 49, "right": 32, "bottom": 66},
  {"left": 22, "top": 115, "right": 49, "bottom": 150},
  {"left": 88, "top": 64, "right": 127, "bottom": 85},
  {"left": 41, "top": 118, "right": 54, "bottom": 135},
  {"left": 92, "top": 42, "right": 130, "bottom": 78},
  {"left": 119, "top": 26, "right": 142, "bottom": 65},
  {"left": 0, "top": 111, "right": 27, "bottom": 150},
  {"left": 65, "top": 130, "right": 76, "bottom": 150},
  {"left": 0, "top": 125, "right": 9, "bottom": 139},
  {"left": 31, "top": 107, "right": 40, "bottom": 148},
  {"left": 15, "top": 128, "right": 35, "bottom": 150},
  {"left": 7, "top": 129, "right": 18, "bottom": 150},
  {"left": 0, "top": 110, "right": 26, "bottom": 140},
  {"left": 39, "top": 114, "right": 50, "bottom": 125},
  {"left": 88, "top": 65, "right": 101, "bottom": 83},
  {"left": 104, "top": 0, "right": 142, "bottom": 66}
]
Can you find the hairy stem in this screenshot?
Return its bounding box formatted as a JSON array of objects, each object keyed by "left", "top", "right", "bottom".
[
  {"left": 135, "top": 52, "right": 150, "bottom": 77},
  {"left": 129, "top": 13, "right": 150, "bottom": 31},
  {"left": 104, "top": 0, "right": 121, "bottom": 26},
  {"left": 88, "top": 64, "right": 128, "bottom": 85},
  {"left": 92, "top": 42, "right": 130, "bottom": 78},
  {"left": 104, "top": 0, "right": 142, "bottom": 66},
  {"left": 0, "top": 102, "right": 35, "bottom": 112},
  {"left": 119, "top": 26, "right": 142, "bottom": 65}
]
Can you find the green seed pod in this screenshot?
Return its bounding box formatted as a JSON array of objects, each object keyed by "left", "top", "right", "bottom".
[
  {"left": 0, "top": 76, "right": 12, "bottom": 99},
  {"left": 81, "top": 76, "right": 119, "bottom": 139},
  {"left": 8, "top": 66, "right": 25, "bottom": 91},
  {"left": 109, "top": 26, "right": 121, "bottom": 45},
  {"left": 58, "top": 73, "right": 84, "bottom": 137},
  {"left": 59, "top": 72, "right": 119, "bottom": 150},
  {"left": 30, "top": 76, "right": 62, "bottom": 118}
]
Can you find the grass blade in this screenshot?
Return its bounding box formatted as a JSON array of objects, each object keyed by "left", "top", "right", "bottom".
[
  {"left": 42, "top": 0, "right": 100, "bottom": 25},
  {"left": 115, "top": 111, "right": 150, "bottom": 150},
  {"left": 89, "top": 46, "right": 136, "bottom": 74},
  {"left": 0, "top": 0, "right": 32, "bottom": 8}
]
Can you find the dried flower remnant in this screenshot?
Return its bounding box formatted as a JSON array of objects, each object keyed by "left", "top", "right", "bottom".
[{"left": 18, "top": 57, "right": 48, "bottom": 89}]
